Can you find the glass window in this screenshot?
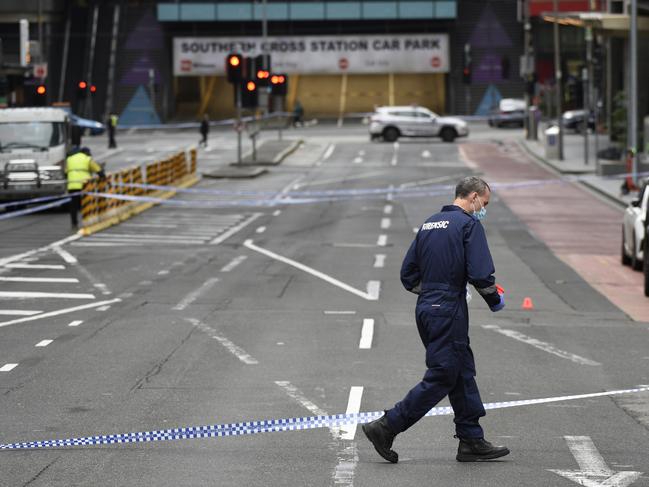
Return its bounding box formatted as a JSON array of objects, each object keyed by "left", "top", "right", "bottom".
[{"left": 0, "top": 122, "right": 65, "bottom": 151}]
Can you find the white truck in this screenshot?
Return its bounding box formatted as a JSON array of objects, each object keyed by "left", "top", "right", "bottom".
[{"left": 0, "top": 107, "right": 69, "bottom": 202}]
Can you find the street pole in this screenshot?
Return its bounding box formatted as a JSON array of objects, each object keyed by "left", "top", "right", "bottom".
[
  {"left": 630, "top": 0, "right": 638, "bottom": 184},
  {"left": 553, "top": 0, "right": 564, "bottom": 160},
  {"left": 85, "top": 3, "right": 99, "bottom": 119},
  {"left": 236, "top": 83, "right": 242, "bottom": 165},
  {"left": 582, "top": 66, "right": 589, "bottom": 165},
  {"left": 524, "top": 0, "right": 531, "bottom": 139}
]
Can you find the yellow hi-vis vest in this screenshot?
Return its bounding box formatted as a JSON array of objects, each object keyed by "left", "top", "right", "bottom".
[{"left": 65, "top": 152, "right": 102, "bottom": 190}]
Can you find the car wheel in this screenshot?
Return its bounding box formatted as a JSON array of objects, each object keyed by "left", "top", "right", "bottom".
[
  {"left": 440, "top": 127, "right": 456, "bottom": 143},
  {"left": 382, "top": 127, "right": 399, "bottom": 142},
  {"left": 622, "top": 227, "right": 632, "bottom": 266},
  {"left": 631, "top": 233, "right": 643, "bottom": 271}
]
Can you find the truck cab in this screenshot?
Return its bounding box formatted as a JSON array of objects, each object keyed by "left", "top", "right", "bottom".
[{"left": 0, "top": 107, "right": 69, "bottom": 202}]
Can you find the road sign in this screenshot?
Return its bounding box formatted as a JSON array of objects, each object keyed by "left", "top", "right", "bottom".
[
  {"left": 338, "top": 58, "right": 349, "bottom": 70},
  {"left": 33, "top": 63, "right": 48, "bottom": 79}
]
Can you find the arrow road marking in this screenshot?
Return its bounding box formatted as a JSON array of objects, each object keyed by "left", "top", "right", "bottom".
[
  {"left": 548, "top": 436, "right": 643, "bottom": 487},
  {"left": 244, "top": 239, "right": 379, "bottom": 301}
]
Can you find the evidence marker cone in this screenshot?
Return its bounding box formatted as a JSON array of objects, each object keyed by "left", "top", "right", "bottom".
[{"left": 522, "top": 297, "right": 534, "bottom": 310}]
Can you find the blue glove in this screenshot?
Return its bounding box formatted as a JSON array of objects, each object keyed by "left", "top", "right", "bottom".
[{"left": 490, "top": 294, "right": 505, "bottom": 312}]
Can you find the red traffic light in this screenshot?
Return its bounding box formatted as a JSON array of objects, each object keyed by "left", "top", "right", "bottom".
[
  {"left": 228, "top": 55, "right": 241, "bottom": 67},
  {"left": 90, "top": 85, "right": 97, "bottom": 93},
  {"left": 36, "top": 85, "right": 46, "bottom": 95},
  {"left": 246, "top": 81, "right": 256, "bottom": 91},
  {"left": 256, "top": 70, "right": 269, "bottom": 79},
  {"left": 78, "top": 81, "right": 87, "bottom": 89},
  {"left": 271, "top": 75, "right": 286, "bottom": 84}
]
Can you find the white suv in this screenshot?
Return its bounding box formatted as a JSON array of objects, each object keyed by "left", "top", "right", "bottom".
[
  {"left": 622, "top": 178, "right": 649, "bottom": 270},
  {"left": 369, "top": 106, "right": 469, "bottom": 143}
]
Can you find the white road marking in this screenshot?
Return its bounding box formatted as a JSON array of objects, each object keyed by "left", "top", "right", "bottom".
[
  {"left": 377, "top": 235, "right": 387, "bottom": 246},
  {"left": 275, "top": 380, "right": 328, "bottom": 416},
  {"left": 0, "top": 309, "right": 42, "bottom": 316},
  {"left": 322, "top": 144, "right": 335, "bottom": 161},
  {"left": 0, "top": 234, "right": 81, "bottom": 268},
  {"left": 380, "top": 218, "right": 391, "bottom": 229},
  {"left": 272, "top": 210, "right": 282, "bottom": 216},
  {"left": 255, "top": 226, "right": 267, "bottom": 234},
  {"left": 121, "top": 223, "right": 178, "bottom": 228},
  {"left": 421, "top": 149, "right": 431, "bottom": 158},
  {"left": 383, "top": 204, "right": 393, "bottom": 215},
  {"left": 324, "top": 310, "right": 357, "bottom": 315},
  {"left": 0, "top": 291, "right": 95, "bottom": 299},
  {"left": 210, "top": 213, "right": 263, "bottom": 245},
  {"left": 390, "top": 142, "right": 399, "bottom": 166},
  {"left": 96, "top": 305, "right": 110, "bottom": 311},
  {"left": 158, "top": 270, "right": 170, "bottom": 275},
  {"left": 52, "top": 246, "right": 78, "bottom": 264},
  {"left": 340, "top": 387, "right": 364, "bottom": 440},
  {"left": 35, "top": 339, "right": 53, "bottom": 347},
  {"left": 0, "top": 277, "right": 79, "bottom": 283},
  {"left": 4, "top": 263, "right": 65, "bottom": 270},
  {"left": 93, "top": 283, "right": 111, "bottom": 295},
  {"left": 0, "top": 298, "right": 121, "bottom": 329},
  {"left": 173, "top": 278, "right": 219, "bottom": 311},
  {"left": 220, "top": 255, "right": 247, "bottom": 273},
  {"left": 244, "top": 239, "right": 379, "bottom": 301},
  {"left": 359, "top": 319, "right": 374, "bottom": 349},
  {"left": 373, "top": 254, "right": 386, "bottom": 268},
  {"left": 0, "top": 363, "right": 18, "bottom": 372},
  {"left": 97, "top": 233, "right": 207, "bottom": 241},
  {"left": 353, "top": 157, "right": 363, "bottom": 164},
  {"left": 548, "top": 436, "right": 643, "bottom": 487},
  {"left": 70, "top": 242, "right": 133, "bottom": 247},
  {"left": 366, "top": 281, "right": 381, "bottom": 300},
  {"left": 186, "top": 318, "right": 258, "bottom": 365},
  {"left": 482, "top": 325, "right": 601, "bottom": 366},
  {"left": 68, "top": 320, "right": 83, "bottom": 327}
]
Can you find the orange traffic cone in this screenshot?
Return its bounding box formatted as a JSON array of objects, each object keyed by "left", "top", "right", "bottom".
[{"left": 522, "top": 297, "right": 534, "bottom": 310}]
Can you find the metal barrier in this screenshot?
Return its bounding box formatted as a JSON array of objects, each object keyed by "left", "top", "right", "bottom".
[{"left": 80, "top": 149, "right": 198, "bottom": 235}]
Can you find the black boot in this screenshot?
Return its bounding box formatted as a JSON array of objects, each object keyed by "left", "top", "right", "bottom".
[
  {"left": 362, "top": 415, "right": 399, "bottom": 463},
  {"left": 456, "top": 437, "right": 510, "bottom": 462}
]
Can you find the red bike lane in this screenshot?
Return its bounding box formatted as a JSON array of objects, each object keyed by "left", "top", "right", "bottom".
[{"left": 460, "top": 140, "right": 648, "bottom": 322}]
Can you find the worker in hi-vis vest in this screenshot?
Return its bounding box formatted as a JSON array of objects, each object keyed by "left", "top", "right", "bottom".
[{"left": 65, "top": 147, "right": 104, "bottom": 228}]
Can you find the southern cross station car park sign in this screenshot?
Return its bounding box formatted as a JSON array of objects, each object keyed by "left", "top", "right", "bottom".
[{"left": 173, "top": 34, "right": 450, "bottom": 76}]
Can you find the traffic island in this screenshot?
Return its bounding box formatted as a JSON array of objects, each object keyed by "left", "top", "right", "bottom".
[{"left": 230, "top": 139, "right": 303, "bottom": 166}]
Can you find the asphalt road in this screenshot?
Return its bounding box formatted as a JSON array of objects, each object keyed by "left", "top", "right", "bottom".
[{"left": 1, "top": 124, "right": 648, "bottom": 486}]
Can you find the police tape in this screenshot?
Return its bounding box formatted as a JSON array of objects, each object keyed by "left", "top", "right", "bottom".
[
  {"left": 0, "top": 194, "right": 72, "bottom": 211},
  {"left": 0, "top": 197, "right": 71, "bottom": 221},
  {"left": 1, "top": 385, "right": 647, "bottom": 450}
]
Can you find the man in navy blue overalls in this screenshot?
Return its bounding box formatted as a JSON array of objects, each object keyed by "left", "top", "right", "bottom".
[{"left": 363, "top": 176, "right": 509, "bottom": 463}]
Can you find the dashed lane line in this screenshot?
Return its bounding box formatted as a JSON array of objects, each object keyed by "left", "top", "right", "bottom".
[
  {"left": 173, "top": 278, "right": 219, "bottom": 311},
  {"left": 0, "top": 298, "right": 121, "bottom": 329},
  {"left": 340, "top": 387, "right": 364, "bottom": 440},
  {"left": 373, "top": 254, "right": 386, "bottom": 268},
  {"left": 380, "top": 218, "right": 391, "bottom": 229},
  {"left": 220, "top": 255, "right": 247, "bottom": 273},
  {"left": 67, "top": 320, "right": 83, "bottom": 327},
  {"left": 35, "top": 340, "right": 53, "bottom": 348},
  {"left": 376, "top": 235, "right": 387, "bottom": 246},
  {"left": 383, "top": 204, "right": 393, "bottom": 215},
  {"left": 0, "top": 363, "right": 18, "bottom": 372},
  {"left": 186, "top": 318, "right": 258, "bottom": 365},
  {"left": 359, "top": 319, "right": 374, "bottom": 349}
]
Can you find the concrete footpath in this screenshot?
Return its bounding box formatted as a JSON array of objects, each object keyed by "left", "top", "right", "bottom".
[{"left": 519, "top": 131, "right": 639, "bottom": 208}]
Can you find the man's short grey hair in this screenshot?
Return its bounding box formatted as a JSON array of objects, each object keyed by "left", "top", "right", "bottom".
[{"left": 455, "top": 176, "right": 490, "bottom": 198}]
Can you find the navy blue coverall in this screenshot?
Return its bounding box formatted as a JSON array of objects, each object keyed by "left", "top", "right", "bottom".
[{"left": 385, "top": 205, "right": 501, "bottom": 439}]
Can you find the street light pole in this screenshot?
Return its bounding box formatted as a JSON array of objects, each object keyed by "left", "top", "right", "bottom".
[
  {"left": 630, "top": 0, "right": 638, "bottom": 183},
  {"left": 553, "top": 0, "right": 564, "bottom": 160}
]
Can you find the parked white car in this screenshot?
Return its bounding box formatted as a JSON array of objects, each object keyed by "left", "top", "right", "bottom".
[
  {"left": 622, "top": 179, "right": 649, "bottom": 270},
  {"left": 369, "top": 106, "right": 469, "bottom": 143}
]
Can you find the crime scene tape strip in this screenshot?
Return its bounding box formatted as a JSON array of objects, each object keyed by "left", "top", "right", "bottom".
[
  {"left": 0, "top": 194, "right": 71, "bottom": 210},
  {"left": 0, "top": 197, "right": 70, "bottom": 221},
  {"left": 1, "top": 386, "right": 647, "bottom": 450}
]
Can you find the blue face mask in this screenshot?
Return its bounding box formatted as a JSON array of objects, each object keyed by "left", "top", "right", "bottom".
[{"left": 473, "top": 196, "right": 487, "bottom": 220}]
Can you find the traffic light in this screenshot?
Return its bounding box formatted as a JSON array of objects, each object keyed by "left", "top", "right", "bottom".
[
  {"left": 270, "top": 73, "right": 287, "bottom": 96},
  {"left": 462, "top": 43, "right": 472, "bottom": 85},
  {"left": 255, "top": 54, "right": 271, "bottom": 87},
  {"left": 90, "top": 84, "right": 97, "bottom": 94},
  {"left": 226, "top": 54, "right": 243, "bottom": 83},
  {"left": 77, "top": 80, "right": 87, "bottom": 99},
  {"left": 34, "top": 84, "right": 46, "bottom": 106},
  {"left": 241, "top": 80, "right": 258, "bottom": 109}
]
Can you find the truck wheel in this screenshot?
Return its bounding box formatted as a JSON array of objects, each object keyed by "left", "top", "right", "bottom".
[
  {"left": 383, "top": 127, "right": 399, "bottom": 142},
  {"left": 440, "top": 127, "right": 457, "bottom": 143},
  {"left": 622, "top": 227, "right": 632, "bottom": 266},
  {"left": 632, "top": 233, "right": 643, "bottom": 271}
]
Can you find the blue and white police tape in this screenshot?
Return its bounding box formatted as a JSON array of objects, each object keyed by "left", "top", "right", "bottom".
[
  {"left": 1, "top": 385, "right": 647, "bottom": 450},
  {"left": 0, "top": 197, "right": 70, "bottom": 221},
  {"left": 0, "top": 194, "right": 71, "bottom": 211}
]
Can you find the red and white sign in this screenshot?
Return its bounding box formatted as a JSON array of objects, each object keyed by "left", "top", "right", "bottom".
[
  {"left": 33, "top": 63, "right": 48, "bottom": 79},
  {"left": 173, "top": 34, "right": 450, "bottom": 76}
]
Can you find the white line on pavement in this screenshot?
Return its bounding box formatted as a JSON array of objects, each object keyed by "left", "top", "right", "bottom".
[
  {"left": 0, "top": 234, "right": 82, "bottom": 268},
  {"left": 96, "top": 233, "right": 207, "bottom": 241},
  {"left": 220, "top": 255, "right": 247, "bottom": 273},
  {"left": 324, "top": 310, "right": 357, "bottom": 315},
  {"left": 52, "top": 246, "right": 78, "bottom": 264},
  {"left": 383, "top": 204, "right": 393, "bottom": 215},
  {"left": 380, "top": 218, "right": 391, "bottom": 230},
  {"left": 0, "top": 291, "right": 95, "bottom": 299},
  {"left": 0, "top": 298, "right": 121, "bottom": 329},
  {"left": 4, "top": 263, "right": 65, "bottom": 270},
  {"left": 563, "top": 436, "right": 613, "bottom": 476},
  {"left": 359, "top": 319, "right": 374, "bottom": 349},
  {"left": 96, "top": 305, "right": 111, "bottom": 311},
  {"left": 0, "top": 277, "right": 79, "bottom": 283},
  {"left": 256, "top": 226, "right": 267, "bottom": 234},
  {"left": 121, "top": 223, "right": 178, "bottom": 228},
  {"left": 210, "top": 213, "right": 263, "bottom": 245},
  {"left": 340, "top": 387, "right": 364, "bottom": 440},
  {"left": 482, "top": 325, "right": 601, "bottom": 366},
  {"left": 68, "top": 320, "right": 83, "bottom": 327},
  {"left": 186, "top": 318, "right": 258, "bottom": 365},
  {"left": 173, "top": 278, "right": 219, "bottom": 311},
  {"left": 272, "top": 210, "right": 282, "bottom": 216},
  {"left": 390, "top": 142, "right": 399, "bottom": 166},
  {"left": 322, "top": 144, "right": 335, "bottom": 161},
  {"left": 35, "top": 340, "right": 53, "bottom": 347},
  {"left": 377, "top": 235, "right": 387, "bottom": 246},
  {"left": 366, "top": 281, "right": 381, "bottom": 300},
  {"left": 275, "top": 381, "right": 328, "bottom": 416},
  {"left": 0, "top": 363, "right": 18, "bottom": 372},
  {"left": 373, "top": 254, "right": 386, "bottom": 268},
  {"left": 353, "top": 157, "right": 363, "bottom": 164},
  {"left": 244, "top": 239, "right": 379, "bottom": 301},
  {"left": 0, "top": 310, "right": 42, "bottom": 316}
]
